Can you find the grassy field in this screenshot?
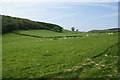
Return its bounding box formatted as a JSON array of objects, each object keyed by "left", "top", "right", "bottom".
[
  {"left": 2, "top": 30, "right": 119, "bottom": 78},
  {"left": 16, "top": 30, "right": 87, "bottom": 37}
]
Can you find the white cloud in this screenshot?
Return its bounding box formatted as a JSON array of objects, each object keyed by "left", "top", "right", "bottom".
[
  {"left": 100, "top": 12, "right": 118, "bottom": 18},
  {"left": 76, "top": 3, "right": 118, "bottom": 10},
  {"left": 56, "top": 6, "right": 70, "bottom": 9},
  {"left": 1, "top": 0, "right": 119, "bottom": 2},
  {"left": 93, "top": 3, "right": 118, "bottom": 10},
  {"left": 47, "top": 13, "right": 77, "bottom": 21}
]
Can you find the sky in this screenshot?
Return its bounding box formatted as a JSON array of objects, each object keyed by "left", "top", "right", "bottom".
[{"left": 0, "top": 0, "right": 119, "bottom": 31}]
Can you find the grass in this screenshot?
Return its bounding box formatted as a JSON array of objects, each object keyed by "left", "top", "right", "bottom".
[
  {"left": 49, "top": 42, "right": 119, "bottom": 78},
  {"left": 2, "top": 30, "right": 119, "bottom": 78},
  {"left": 16, "top": 30, "right": 88, "bottom": 37}
]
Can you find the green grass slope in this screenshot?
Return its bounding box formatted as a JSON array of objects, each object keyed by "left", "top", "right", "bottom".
[
  {"left": 15, "top": 30, "right": 82, "bottom": 37},
  {"left": 15, "top": 29, "right": 99, "bottom": 38},
  {"left": 46, "top": 42, "right": 119, "bottom": 79},
  {"left": 2, "top": 31, "right": 119, "bottom": 78}
]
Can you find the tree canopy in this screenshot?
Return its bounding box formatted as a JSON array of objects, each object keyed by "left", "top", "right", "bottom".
[
  {"left": 71, "top": 27, "right": 75, "bottom": 31},
  {"left": 2, "top": 15, "right": 63, "bottom": 33}
]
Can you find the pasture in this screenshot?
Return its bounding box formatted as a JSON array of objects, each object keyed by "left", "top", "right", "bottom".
[
  {"left": 2, "top": 30, "right": 119, "bottom": 78},
  {"left": 16, "top": 30, "right": 88, "bottom": 38}
]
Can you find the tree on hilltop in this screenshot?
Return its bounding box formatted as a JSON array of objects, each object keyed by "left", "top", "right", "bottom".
[{"left": 71, "top": 27, "right": 75, "bottom": 31}]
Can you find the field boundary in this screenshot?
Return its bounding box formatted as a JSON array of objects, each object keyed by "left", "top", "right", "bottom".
[
  {"left": 14, "top": 32, "right": 83, "bottom": 39},
  {"left": 91, "top": 42, "right": 120, "bottom": 59}
]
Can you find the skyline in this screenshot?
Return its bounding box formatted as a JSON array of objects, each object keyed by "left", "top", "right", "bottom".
[{"left": 0, "top": 2, "right": 118, "bottom": 31}]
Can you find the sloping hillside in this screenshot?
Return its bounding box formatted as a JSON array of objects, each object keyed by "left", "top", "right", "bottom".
[
  {"left": 88, "top": 28, "right": 120, "bottom": 33},
  {"left": 2, "top": 15, "right": 63, "bottom": 33},
  {"left": 3, "top": 31, "right": 119, "bottom": 78}
]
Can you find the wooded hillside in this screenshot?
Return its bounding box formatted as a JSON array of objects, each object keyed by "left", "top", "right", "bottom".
[{"left": 2, "top": 15, "right": 63, "bottom": 33}]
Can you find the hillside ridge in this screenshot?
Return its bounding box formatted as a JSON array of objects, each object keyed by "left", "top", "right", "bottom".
[
  {"left": 2, "top": 15, "right": 63, "bottom": 33},
  {"left": 88, "top": 28, "right": 120, "bottom": 33}
]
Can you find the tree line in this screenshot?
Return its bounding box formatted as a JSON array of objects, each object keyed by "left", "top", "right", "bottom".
[{"left": 2, "top": 15, "right": 63, "bottom": 33}]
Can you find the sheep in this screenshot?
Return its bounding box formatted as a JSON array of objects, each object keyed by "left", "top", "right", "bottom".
[
  {"left": 111, "top": 33, "right": 113, "bottom": 34},
  {"left": 108, "top": 33, "right": 111, "bottom": 35}
]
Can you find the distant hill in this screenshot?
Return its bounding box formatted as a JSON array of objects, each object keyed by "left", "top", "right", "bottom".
[
  {"left": 88, "top": 28, "right": 120, "bottom": 33},
  {"left": 2, "top": 15, "right": 63, "bottom": 33}
]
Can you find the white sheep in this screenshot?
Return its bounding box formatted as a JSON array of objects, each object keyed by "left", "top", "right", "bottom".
[
  {"left": 111, "top": 33, "right": 113, "bottom": 34},
  {"left": 105, "top": 54, "right": 108, "bottom": 57},
  {"left": 108, "top": 33, "right": 110, "bottom": 35}
]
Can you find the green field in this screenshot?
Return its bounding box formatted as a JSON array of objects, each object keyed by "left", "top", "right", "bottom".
[
  {"left": 16, "top": 30, "right": 84, "bottom": 37},
  {"left": 2, "top": 30, "right": 119, "bottom": 78}
]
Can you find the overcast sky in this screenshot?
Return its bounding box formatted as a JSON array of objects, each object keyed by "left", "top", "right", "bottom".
[{"left": 0, "top": 0, "right": 119, "bottom": 31}]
